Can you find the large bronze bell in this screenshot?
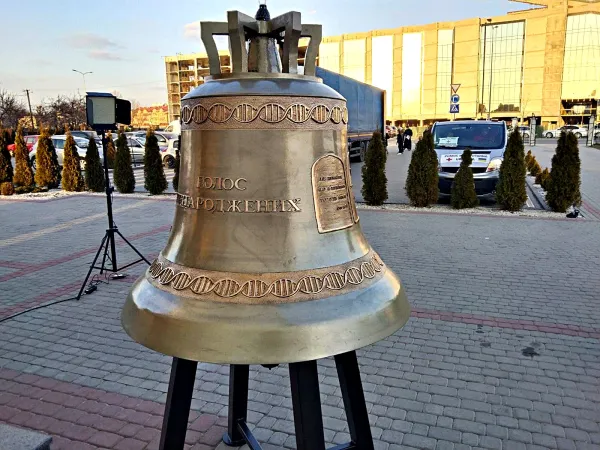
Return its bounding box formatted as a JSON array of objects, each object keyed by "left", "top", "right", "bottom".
[{"left": 121, "top": 5, "right": 410, "bottom": 366}]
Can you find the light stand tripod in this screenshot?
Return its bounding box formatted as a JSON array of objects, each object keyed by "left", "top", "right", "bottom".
[{"left": 76, "top": 129, "right": 150, "bottom": 300}]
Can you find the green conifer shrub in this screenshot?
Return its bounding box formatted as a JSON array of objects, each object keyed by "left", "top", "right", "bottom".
[
  {"left": 144, "top": 129, "right": 167, "bottom": 195},
  {"left": 450, "top": 148, "right": 479, "bottom": 209},
  {"left": 496, "top": 128, "right": 527, "bottom": 212},
  {"left": 539, "top": 168, "right": 550, "bottom": 191},
  {"left": 12, "top": 125, "right": 35, "bottom": 190},
  {"left": 0, "top": 182, "right": 14, "bottom": 195},
  {"left": 361, "top": 131, "right": 388, "bottom": 205},
  {"left": 61, "top": 132, "right": 84, "bottom": 191},
  {"left": 546, "top": 132, "right": 581, "bottom": 213},
  {"left": 34, "top": 127, "right": 61, "bottom": 189},
  {"left": 84, "top": 137, "right": 105, "bottom": 192},
  {"left": 530, "top": 158, "right": 542, "bottom": 178},
  {"left": 105, "top": 132, "right": 116, "bottom": 169},
  {"left": 525, "top": 150, "right": 533, "bottom": 169},
  {"left": 405, "top": 130, "right": 438, "bottom": 207},
  {"left": 114, "top": 132, "right": 136, "bottom": 193},
  {"left": 0, "top": 130, "right": 13, "bottom": 183}
]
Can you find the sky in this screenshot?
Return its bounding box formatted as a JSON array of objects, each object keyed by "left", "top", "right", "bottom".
[{"left": 0, "top": 0, "right": 526, "bottom": 108}]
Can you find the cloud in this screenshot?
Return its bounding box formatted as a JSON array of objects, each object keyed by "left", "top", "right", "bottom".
[
  {"left": 88, "top": 50, "right": 123, "bottom": 61},
  {"left": 184, "top": 22, "right": 200, "bottom": 40},
  {"left": 65, "top": 32, "right": 124, "bottom": 50},
  {"left": 308, "top": 10, "right": 317, "bottom": 15}
]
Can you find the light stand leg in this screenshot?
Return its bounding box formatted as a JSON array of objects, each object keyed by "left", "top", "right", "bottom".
[
  {"left": 75, "top": 232, "right": 109, "bottom": 300},
  {"left": 335, "top": 351, "right": 374, "bottom": 450},
  {"left": 116, "top": 229, "right": 151, "bottom": 265},
  {"left": 159, "top": 357, "right": 198, "bottom": 450},
  {"left": 289, "top": 360, "right": 326, "bottom": 450},
  {"left": 223, "top": 364, "right": 250, "bottom": 446}
]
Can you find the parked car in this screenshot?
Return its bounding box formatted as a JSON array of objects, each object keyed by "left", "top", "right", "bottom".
[
  {"left": 432, "top": 120, "right": 507, "bottom": 197},
  {"left": 71, "top": 130, "right": 103, "bottom": 148},
  {"left": 544, "top": 125, "right": 588, "bottom": 139},
  {"left": 30, "top": 135, "right": 100, "bottom": 170},
  {"left": 161, "top": 137, "right": 179, "bottom": 168},
  {"left": 517, "top": 126, "right": 531, "bottom": 139},
  {"left": 112, "top": 134, "right": 145, "bottom": 164},
  {"left": 594, "top": 124, "right": 600, "bottom": 139},
  {"left": 7, "top": 135, "right": 39, "bottom": 155}
]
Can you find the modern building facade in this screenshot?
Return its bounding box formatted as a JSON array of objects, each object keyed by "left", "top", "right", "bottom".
[{"left": 165, "top": 0, "right": 599, "bottom": 128}]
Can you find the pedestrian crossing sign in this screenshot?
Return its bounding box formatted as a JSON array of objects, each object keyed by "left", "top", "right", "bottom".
[{"left": 450, "top": 104, "right": 460, "bottom": 113}]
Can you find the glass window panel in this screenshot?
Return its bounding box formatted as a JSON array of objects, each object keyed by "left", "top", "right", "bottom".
[
  {"left": 562, "top": 14, "right": 600, "bottom": 99},
  {"left": 478, "top": 21, "right": 524, "bottom": 114},
  {"left": 402, "top": 33, "right": 423, "bottom": 116},
  {"left": 436, "top": 29, "right": 454, "bottom": 115}
]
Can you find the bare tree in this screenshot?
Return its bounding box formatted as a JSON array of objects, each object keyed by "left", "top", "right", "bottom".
[
  {"left": 35, "top": 95, "right": 86, "bottom": 131},
  {"left": 0, "top": 89, "right": 28, "bottom": 128}
]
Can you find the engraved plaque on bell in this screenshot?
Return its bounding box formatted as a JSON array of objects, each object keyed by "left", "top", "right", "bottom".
[{"left": 121, "top": 6, "right": 411, "bottom": 365}]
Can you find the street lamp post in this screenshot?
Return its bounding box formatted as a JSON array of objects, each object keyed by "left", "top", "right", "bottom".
[
  {"left": 481, "top": 18, "right": 492, "bottom": 119},
  {"left": 487, "top": 25, "right": 498, "bottom": 120},
  {"left": 72, "top": 69, "right": 92, "bottom": 94}
]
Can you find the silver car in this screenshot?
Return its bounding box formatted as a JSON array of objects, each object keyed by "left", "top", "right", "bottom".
[
  {"left": 544, "top": 125, "right": 588, "bottom": 139},
  {"left": 30, "top": 135, "right": 99, "bottom": 170}
]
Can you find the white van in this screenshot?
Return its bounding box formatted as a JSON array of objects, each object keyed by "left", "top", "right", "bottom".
[
  {"left": 431, "top": 120, "right": 508, "bottom": 196},
  {"left": 164, "top": 120, "right": 181, "bottom": 135}
]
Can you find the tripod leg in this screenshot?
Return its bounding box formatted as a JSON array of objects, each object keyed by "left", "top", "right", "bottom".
[
  {"left": 108, "top": 228, "right": 118, "bottom": 272},
  {"left": 335, "top": 351, "right": 374, "bottom": 450},
  {"left": 116, "top": 229, "right": 151, "bottom": 265},
  {"left": 289, "top": 360, "right": 326, "bottom": 450},
  {"left": 76, "top": 233, "right": 109, "bottom": 300},
  {"left": 99, "top": 230, "right": 111, "bottom": 275},
  {"left": 222, "top": 364, "right": 249, "bottom": 446},
  {"left": 159, "top": 357, "right": 198, "bottom": 450}
]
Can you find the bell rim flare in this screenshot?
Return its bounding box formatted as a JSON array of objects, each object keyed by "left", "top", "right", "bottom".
[{"left": 121, "top": 267, "right": 410, "bottom": 365}]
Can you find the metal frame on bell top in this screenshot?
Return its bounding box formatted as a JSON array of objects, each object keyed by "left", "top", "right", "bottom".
[{"left": 199, "top": 11, "right": 322, "bottom": 76}]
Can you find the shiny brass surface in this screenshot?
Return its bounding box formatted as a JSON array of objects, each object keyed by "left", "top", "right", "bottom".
[{"left": 122, "top": 7, "right": 410, "bottom": 364}]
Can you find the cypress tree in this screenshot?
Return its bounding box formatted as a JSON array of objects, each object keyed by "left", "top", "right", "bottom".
[
  {"left": 361, "top": 131, "right": 388, "bottom": 205},
  {"left": 539, "top": 168, "right": 550, "bottom": 191},
  {"left": 105, "top": 132, "right": 116, "bottom": 169},
  {"left": 84, "top": 137, "right": 105, "bottom": 192},
  {"left": 34, "top": 127, "right": 61, "bottom": 189},
  {"left": 530, "top": 158, "right": 542, "bottom": 178},
  {"left": 114, "top": 132, "right": 136, "bottom": 193},
  {"left": 13, "top": 125, "right": 35, "bottom": 190},
  {"left": 0, "top": 130, "right": 13, "bottom": 183},
  {"left": 405, "top": 130, "right": 438, "bottom": 207},
  {"left": 546, "top": 132, "right": 581, "bottom": 213},
  {"left": 144, "top": 129, "right": 167, "bottom": 195},
  {"left": 496, "top": 127, "right": 527, "bottom": 212},
  {"left": 1, "top": 182, "right": 14, "bottom": 196},
  {"left": 450, "top": 148, "right": 479, "bottom": 209},
  {"left": 525, "top": 150, "right": 533, "bottom": 169},
  {"left": 61, "top": 132, "right": 84, "bottom": 191},
  {"left": 172, "top": 146, "right": 180, "bottom": 192}
]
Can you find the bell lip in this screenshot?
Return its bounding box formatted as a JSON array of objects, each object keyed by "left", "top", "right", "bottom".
[{"left": 121, "top": 269, "right": 411, "bottom": 365}]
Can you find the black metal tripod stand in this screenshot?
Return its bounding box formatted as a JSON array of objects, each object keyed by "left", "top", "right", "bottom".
[
  {"left": 76, "top": 129, "right": 150, "bottom": 300},
  {"left": 158, "top": 351, "right": 375, "bottom": 450}
]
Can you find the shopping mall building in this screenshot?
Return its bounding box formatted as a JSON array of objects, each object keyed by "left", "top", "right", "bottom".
[{"left": 165, "top": 0, "right": 599, "bottom": 129}]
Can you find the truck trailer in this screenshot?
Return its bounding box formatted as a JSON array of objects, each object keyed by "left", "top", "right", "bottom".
[{"left": 315, "top": 66, "right": 386, "bottom": 161}]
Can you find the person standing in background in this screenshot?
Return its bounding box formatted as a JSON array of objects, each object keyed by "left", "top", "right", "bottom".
[
  {"left": 397, "top": 127, "right": 404, "bottom": 154},
  {"left": 403, "top": 126, "right": 413, "bottom": 151}
]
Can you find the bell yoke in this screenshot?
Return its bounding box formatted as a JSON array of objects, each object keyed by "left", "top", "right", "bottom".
[{"left": 121, "top": 4, "right": 411, "bottom": 450}]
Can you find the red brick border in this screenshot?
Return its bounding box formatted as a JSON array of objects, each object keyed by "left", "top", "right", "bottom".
[
  {"left": 413, "top": 307, "right": 600, "bottom": 339},
  {"left": 0, "top": 368, "right": 224, "bottom": 450},
  {"left": 0, "top": 225, "right": 170, "bottom": 283}
]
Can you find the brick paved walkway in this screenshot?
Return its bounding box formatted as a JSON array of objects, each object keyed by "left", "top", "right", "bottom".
[{"left": 1, "top": 196, "right": 599, "bottom": 449}]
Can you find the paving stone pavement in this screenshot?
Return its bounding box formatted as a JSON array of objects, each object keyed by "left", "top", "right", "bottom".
[{"left": 0, "top": 195, "right": 599, "bottom": 449}]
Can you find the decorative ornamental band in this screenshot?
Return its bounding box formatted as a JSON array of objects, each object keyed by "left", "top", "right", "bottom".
[
  {"left": 146, "top": 252, "right": 385, "bottom": 304},
  {"left": 180, "top": 96, "right": 348, "bottom": 130}
]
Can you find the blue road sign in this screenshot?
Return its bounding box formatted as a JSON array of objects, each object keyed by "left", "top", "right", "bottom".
[
  {"left": 451, "top": 94, "right": 460, "bottom": 104},
  {"left": 450, "top": 104, "right": 460, "bottom": 113}
]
